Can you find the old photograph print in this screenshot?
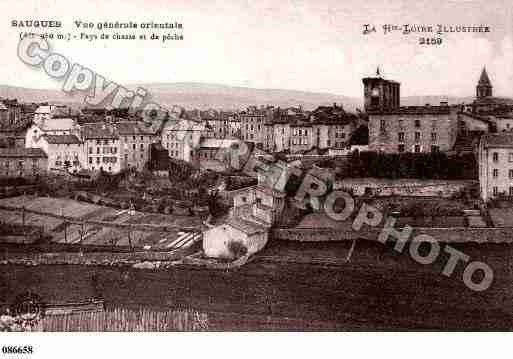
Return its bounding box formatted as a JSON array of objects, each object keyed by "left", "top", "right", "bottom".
[{"left": 1, "top": 0, "right": 513, "bottom": 333}]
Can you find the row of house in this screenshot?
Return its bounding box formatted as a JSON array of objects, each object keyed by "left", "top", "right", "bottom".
[{"left": 23, "top": 116, "right": 159, "bottom": 175}]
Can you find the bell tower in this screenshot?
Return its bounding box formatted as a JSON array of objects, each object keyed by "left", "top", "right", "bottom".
[
  {"left": 476, "top": 67, "right": 493, "bottom": 99},
  {"left": 363, "top": 67, "right": 400, "bottom": 112}
]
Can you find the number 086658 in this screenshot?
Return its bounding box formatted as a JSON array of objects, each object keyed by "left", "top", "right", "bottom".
[{"left": 2, "top": 346, "right": 34, "bottom": 355}]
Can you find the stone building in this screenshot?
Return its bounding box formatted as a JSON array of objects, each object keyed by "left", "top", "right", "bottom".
[
  {"left": 478, "top": 133, "right": 513, "bottom": 201},
  {"left": 0, "top": 148, "right": 47, "bottom": 178},
  {"left": 116, "top": 121, "right": 158, "bottom": 170},
  {"left": 471, "top": 67, "right": 513, "bottom": 114},
  {"left": 161, "top": 119, "right": 204, "bottom": 163},
  {"left": 81, "top": 123, "right": 121, "bottom": 173},
  {"left": 362, "top": 68, "right": 400, "bottom": 112},
  {"left": 0, "top": 99, "right": 22, "bottom": 129},
  {"left": 365, "top": 70, "right": 458, "bottom": 153},
  {"left": 368, "top": 104, "right": 459, "bottom": 153},
  {"left": 239, "top": 106, "right": 267, "bottom": 145},
  {"left": 203, "top": 173, "right": 286, "bottom": 259},
  {"left": 30, "top": 134, "right": 84, "bottom": 173},
  {"left": 290, "top": 122, "right": 313, "bottom": 153}
]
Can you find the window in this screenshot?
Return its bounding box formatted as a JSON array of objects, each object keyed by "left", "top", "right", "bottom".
[
  {"left": 89, "top": 147, "right": 92, "bottom": 154},
  {"left": 89, "top": 158, "right": 92, "bottom": 164},
  {"left": 493, "top": 186, "right": 498, "bottom": 196},
  {"left": 398, "top": 144, "right": 405, "bottom": 152},
  {"left": 398, "top": 132, "right": 405, "bottom": 142},
  {"left": 415, "top": 132, "right": 421, "bottom": 142},
  {"left": 510, "top": 187, "right": 513, "bottom": 196},
  {"left": 96, "top": 147, "right": 100, "bottom": 154},
  {"left": 493, "top": 152, "right": 499, "bottom": 162},
  {"left": 509, "top": 169, "right": 513, "bottom": 179},
  {"left": 414, "top": 145, "right": 421, "bottom": 153},
  {"left": 493, "top": 169, "right": 499, "bottom": 178},
  {"left": 380, "top": 120, "right": 386, "bottom": 130},
  {"left": 431, "top": 145, "right": 439, "bottom": 153},
  {"left": 509, "top": 153, "right": 513, "bottom": 162},
  {"left": 431, "top": 132, "right": 437, "bottom": 141},
  {"left": 415, "top": 120, "right": 421, "bottom": 128}
]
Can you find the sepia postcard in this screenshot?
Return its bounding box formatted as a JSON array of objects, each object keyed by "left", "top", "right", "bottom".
[{"left": 1, "top": 0, "right": 513, "bottom": 357}]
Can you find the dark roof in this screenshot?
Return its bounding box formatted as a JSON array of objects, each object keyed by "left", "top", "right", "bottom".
[
  {"left": 226, "top": 215, "right": 268, "bottom": 235},
  {"left": 43, "top": 134, "right": 82, "bottom": 144},
  {"left": 368, "top": 105, "right": 451, "bottom": 115},
  {"left": 478, "top": 68, "right": 492, "bottom": 86},
  {"left": 116, "top": 121, "right": 158, "bottom": 135},
  {"left": 81, "top": 123, "right": 118, "bottom": 139},
  {"left": 473, "top": 96, "right": 513, "bottom": 105},
  {"left": 311, "top": 105, "right": 358, "bottom": 125},
  {"left": 481, "top": 133, "right": 513, "bottom": 148},
  {"left": 0, "top": 148, "right": 47, "bottom": 158},
  {"left": 290, "top": 122, "right": 312, "bottom": 128}
]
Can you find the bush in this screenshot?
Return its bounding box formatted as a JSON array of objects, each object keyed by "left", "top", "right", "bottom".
[
  {"left": 227, "top": 241, "right": 248, "bottom": 259},
  {"left": 343, "top": 151, "right": 477, "bottom": 180}
]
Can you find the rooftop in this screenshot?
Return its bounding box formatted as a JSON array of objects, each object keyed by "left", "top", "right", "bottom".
[
  {"left": 481, "top": 133, "right": 513, "bottom": 148},
  {"left": 368, "top": 105, "right": 451, "bottom": 115},
  {"left": 116, "top": 121, "right": 158, "bottom": 135},
  {"left": 81, "top": 123, "right": 118, "bottom": 139},
  {"left": 43, "top": 134, "right": 82, "bottom": 145},
  {"left": 35, "top": 118, "right": 77, "bottom": 132},
  {"left": 199, "top": 138, "right": 240, "bottom": 149}
]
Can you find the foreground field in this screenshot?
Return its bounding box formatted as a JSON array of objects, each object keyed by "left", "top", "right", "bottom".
[{"left": 2, "top": 240, "right": 513, "bottom": 330}]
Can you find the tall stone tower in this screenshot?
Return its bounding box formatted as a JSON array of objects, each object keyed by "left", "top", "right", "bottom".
[
  {"left": 476, "top": 67, "right": 493, "bottom": 99},
  {"left": 363, "top": 67, "right": 400, "bottom": 112}
]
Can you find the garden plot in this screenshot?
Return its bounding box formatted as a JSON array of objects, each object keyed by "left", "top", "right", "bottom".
[{"left": 0, "top": 196, "right": 205, "bottom": 250}]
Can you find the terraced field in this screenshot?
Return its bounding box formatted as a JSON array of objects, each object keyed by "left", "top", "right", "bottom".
[{"left": 0, "top": 196, "right": 205, "bottom": 251}]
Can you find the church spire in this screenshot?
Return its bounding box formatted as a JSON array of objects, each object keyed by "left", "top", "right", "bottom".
[
  {"left": 476, "top": 67, "right": 493, "bottom": 99},
  {"left": 478, "top": 67, "right": 491, "bottom": 86}
]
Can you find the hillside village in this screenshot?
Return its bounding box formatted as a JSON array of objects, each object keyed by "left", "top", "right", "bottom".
[{"left": 1, "top": 67, "right": 513, "bottom": 262}]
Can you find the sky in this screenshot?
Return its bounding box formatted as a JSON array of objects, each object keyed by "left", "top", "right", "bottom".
[{"left": 1, "top": 0, "right": 512, "bottom": 98}]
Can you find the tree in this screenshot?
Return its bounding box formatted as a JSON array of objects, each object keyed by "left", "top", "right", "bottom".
[{"left": 350, "top": 125, "right": 369, "bottom": 145}]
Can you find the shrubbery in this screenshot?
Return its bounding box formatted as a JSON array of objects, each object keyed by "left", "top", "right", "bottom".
[
  {"left": 227, "top": 240, "right": 248, "bottom": 259},
  {"left": 343, "top": 151, "right": 477, "bottom": 180}
]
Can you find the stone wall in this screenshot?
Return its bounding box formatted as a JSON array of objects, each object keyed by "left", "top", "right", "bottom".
[
  {"left": 334, "top": 178, "right": 477, "bottom": 197},
  {"left": 271, "top": 226, "right": 513, "bottom": 243}
]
